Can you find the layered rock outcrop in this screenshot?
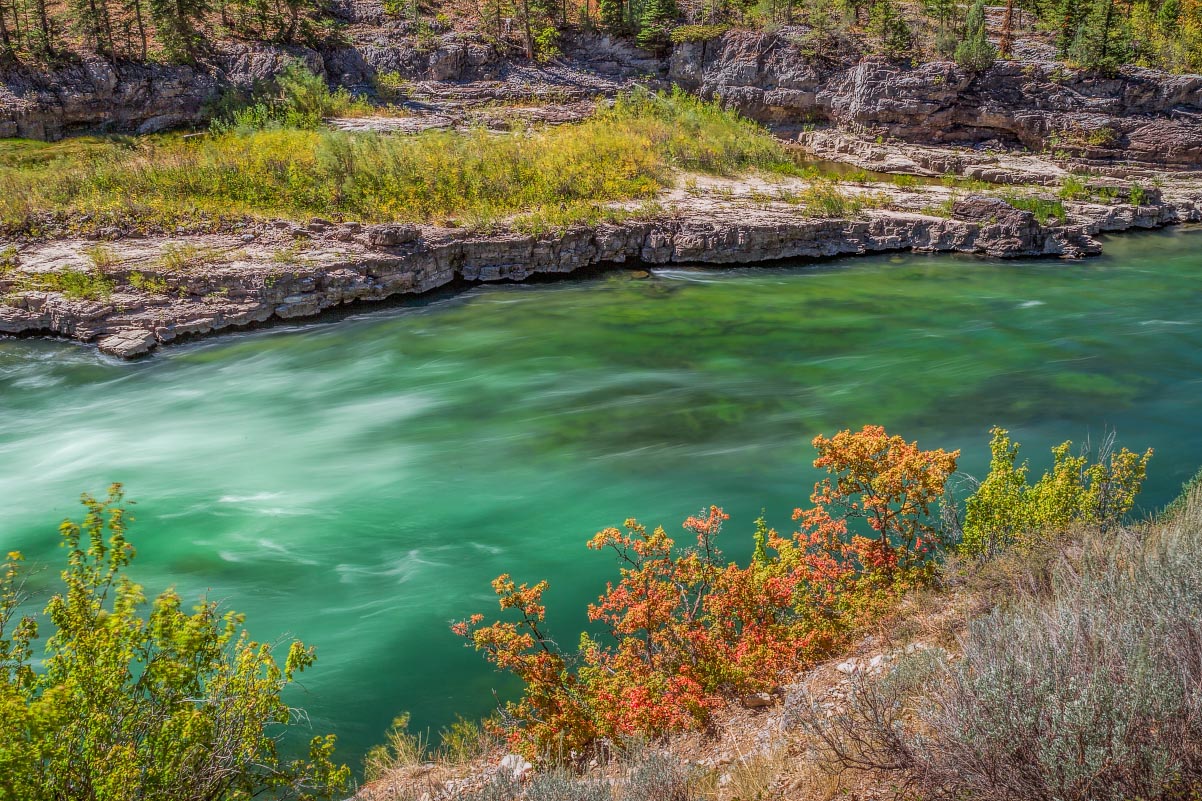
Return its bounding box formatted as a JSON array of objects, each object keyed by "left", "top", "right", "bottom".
[
  {"left": 669, "top": 30, "right": 1202, "bottom": 166},
  {"left": 4, "top": 182, "right": 1198, "bottom": 358},
  {"left": 7, "top": 26, "right": 1199, "bottom": 165},
  {"left": 0, "top": 32, "right": 657, "bottom": 139}
]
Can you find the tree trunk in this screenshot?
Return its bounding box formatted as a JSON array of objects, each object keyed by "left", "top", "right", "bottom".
[
  {"left": 0, "top": 6, "right": 13, "bottom": 57},
  {"left": 132, "top": 0, "right": 146, "bottom": 60},
  {"left": 1000, "top": 0, "right": 1014, "bottom": 57},
  {"left": 521, "top": 0, "right": 532, "bottom": 57}
]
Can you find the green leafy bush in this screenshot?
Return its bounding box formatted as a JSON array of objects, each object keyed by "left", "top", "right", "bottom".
[
  {"left": 0, "top": 485, "right": 350, "bottom": 801},
  {"left": 18, "top": 268, "right": 114, "bottom": 300},
  {"left": 210, "top": 61, "right": 369, "bottom": 133},
  {"left": 960, "top": 427, "right": 1152, "bottom": 557},
  {"left": 128, "top": 271, "right": 169, "bottom": 294}
]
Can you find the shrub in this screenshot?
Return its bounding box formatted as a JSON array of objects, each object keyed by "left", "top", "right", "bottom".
[
  {"left": 374, "top": 71, "right": 411, "bottom": 105},
  {"left": 525, "top": 769, "right": 612, "bottom": 801},
  {"left": 83, "top": 244, "right": 118, "bottom": 268},
  {"left": 210, "top": 61, "right": 369, "bottom": 133},
  {"left": 0, "top": 485, "right": 350, "bottom": 801},
  {"left": 0, "top": 246, "right": 17, "bottom": 272},
  {"left": 621, "top": 748, "right": 700, "bottom": 801},
  {"left": 961, "top": 427, "right": 1152, "bottom": 557},
  {"left": 891, "top": 173, "right": 918, "bottom": 190},
  {"left": 669, "top": 23, "right": 730, "bottom": 43},
  {"left": 128, "top": 271, "right": 169, "bottom": 293},
  {"left": 803, "top": 479, "right": 1201, "bottom": 801},
  {"left": 454, "top": 426, "right": 958, "bottom": 758},
  {"left": 955, "top": 0, "right": 997, "bottom": 71}
]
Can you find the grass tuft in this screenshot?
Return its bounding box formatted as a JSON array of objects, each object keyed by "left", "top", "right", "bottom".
[
  {"left": 1, "top": 89, "right": 791, "bottom": 237},
  {"left": 19, "top": 269, "right": 114, "bottom": 300}
]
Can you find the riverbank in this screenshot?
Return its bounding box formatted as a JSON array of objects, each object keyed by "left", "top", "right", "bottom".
[{"left": 2, "top": 163, "right": 1200, "bottom": 358}]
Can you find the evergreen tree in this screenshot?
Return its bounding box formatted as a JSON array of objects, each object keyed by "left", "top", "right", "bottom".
[
  {"left": 923, "top": 0, "right": 957, "bottom": 56},
  {"left": 805, "top": 0, "right": 843, "bottom": 36},
  {"left": 598, "top": 0, "right": 625, "bottom": 31},
  {"left": 0, "top": 0, "right": 13, "bottom": 60},
  {"left": 842, "top": 0, "right": 869, "bottom": 26},
  {"left": 1068, "top": 0, "right": 1130, "bottom": 71},
  {"left": 148, "top": 0, "right": 207, "bottom": 59},
  {"left": 124, "top": 0, "right": 148, "bottom": 59},
  {"left": 1052, "top": 0, "right": 1087, "bottom": 55},
  {"left": 867, "top": 0, "right": 911, "bottom": 59},
  {"left": 24, "top": 0, "right": 56, "bottom": 58},
  {"left": 636, "top": 0, "right": 675, "bottom": 46},
  {"left": 68, "top": 0, "right": 116, "bottom": 57},
  {"left": 955, "top": 0, "right": 997, "bottom": 69}
]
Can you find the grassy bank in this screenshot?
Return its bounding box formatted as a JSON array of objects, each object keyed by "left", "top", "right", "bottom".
[{"left": 0, "top": 89, "right": 794, "bottom": 236}]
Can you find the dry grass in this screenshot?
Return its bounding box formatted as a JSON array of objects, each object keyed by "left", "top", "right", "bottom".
[
  {"left": 0, "top": 89, "right": 795, "bottom": 237},
  {"left": 791, "top": 485, "right": 1202, "bottom": 801}
]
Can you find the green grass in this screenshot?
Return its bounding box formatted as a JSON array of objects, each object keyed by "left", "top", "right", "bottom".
[
  {"left": 83, "top": 244, "right": 118, "bottom": 268},
  {"left": 999, "top": 193, "right": 1067, "bottom": 225},
  {"left": 158, "top": 243, "right": 225, "bottom": 271},
  {"left": 0, "top": 89, "right": 795, "bottom": 236},
  {"left": 18, "top": 269, "right": 114, "bottom": 300},
  {"left": 1059, "top": 174, "right": 1092, "bottom": 201},
  {"left": 128, "top": 271, "right": 168, "bottom": 293},
  {"left": 788, "top": 180, "right": 887, "bottom": 218}
]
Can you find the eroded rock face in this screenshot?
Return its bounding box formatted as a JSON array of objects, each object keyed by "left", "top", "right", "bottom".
[
  {"left": 669, "top": 31, "right": 1202, "bottom": 166},
  {"left": 0, "top": 57, "right": 220, "bottom": 139},
  {"left": 7, "top": 185, "right": 1199, "bottom": 358},
  {"left": 0, "top": 31, "right": 659, "bottom": 138}
]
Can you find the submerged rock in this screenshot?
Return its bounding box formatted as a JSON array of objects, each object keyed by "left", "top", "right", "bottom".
[{"left": 98, "top": 328, "right": 157, "bottom": 358}]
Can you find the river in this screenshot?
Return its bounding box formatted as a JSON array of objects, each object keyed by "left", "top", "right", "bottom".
[{"left": 2, "top": 226, "right": 1200, "bottom": 767}]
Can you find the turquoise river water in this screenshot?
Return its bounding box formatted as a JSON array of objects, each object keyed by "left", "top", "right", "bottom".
[{"left": 2, "top": 226, "right": 1202, "bottom": 767}]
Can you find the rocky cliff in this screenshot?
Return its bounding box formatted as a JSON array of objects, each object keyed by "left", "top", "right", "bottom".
[
  {"left": 0, "top": 32, "right": 658, "bottom": 139},
  {"left": 670, "top": 30, "right": 1202, "bottom": 166},
  {"left": 6, "top": 27, "right": 1200, "bottom": 166}
]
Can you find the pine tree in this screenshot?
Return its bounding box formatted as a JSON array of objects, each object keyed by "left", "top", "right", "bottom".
[
  {"left": 148, "top": 0, "right": 207, "bottom": 59},
  {"left": 0, "top": 0, "right": 14, "bottom": 60},
  {"left": 636, "top": 0, "right": 675, "bottom": 46},
  {"left": 923, "top": 0, "right": 957, "bottom": 56},
  {"left": 68, "top": 0, "right": 116, "bottom": 57},
  {"left": 598, "top": 0, "right": 624, "bottom": 31},
  {"left": 1068, "top": 0, "right": 1130, "bottom": 72},
  {"left": 867, "top": 0, "right": 911, "bottom": 59},
  {"left": 25, "top": 0, "right": 56, "bottom": 58},
  {"left": 124, "top": 0, "right": 147, "bottom": 58},
  {"left": 1052, "top": 0, "right": 1087, "bottom": 55},
  {"left": 955, "top": 0, "right": 997, "bottom": 69}
]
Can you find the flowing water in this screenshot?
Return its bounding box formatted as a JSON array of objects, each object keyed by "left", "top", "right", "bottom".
[{"left": 2, "top": 226, "right": 1201, "bottom": 767}]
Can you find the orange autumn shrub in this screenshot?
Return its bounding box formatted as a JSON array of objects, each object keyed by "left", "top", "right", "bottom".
[{"left": 453, "top": 426, "right": 959, "bottom": 758}]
